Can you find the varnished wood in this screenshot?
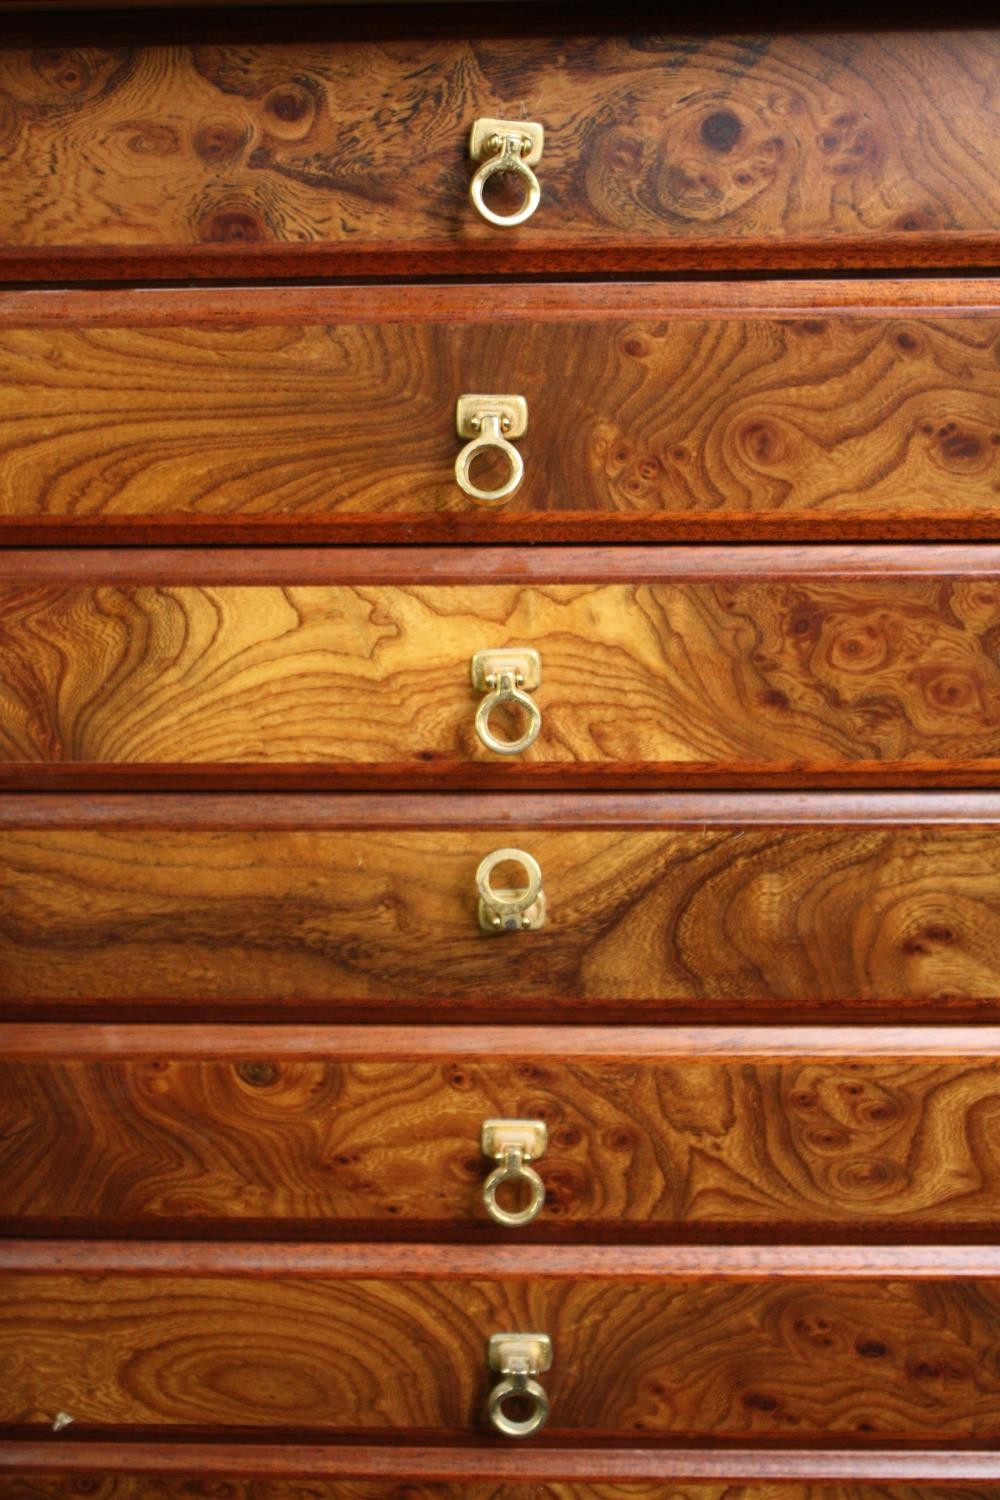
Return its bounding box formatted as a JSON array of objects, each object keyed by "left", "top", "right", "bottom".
[
  {"left": 0, "top": 24, "right": 999, "bottom": 278},
  {"left": 4, "top": 280, "right": 1000, "bottom": 326},
  {"left": 3, "top": 791, "right": 999, "bottom": 828},
  {"left": 7, "top": 1441, "right": 1000, "bottom": 1486},
  {"left": 9, "top": 1481, "right": 997, "bottom": 1500},
  {"left": 5, "top": 1240, "right": 1000, "bottom": 1276},
  {"left": 7, "top": 549, "right": 1000, "bottom": 788},
  {"left": 7, "top": 794, "right": 1000, "bottom": 1021},
  {"left": 5, "top": 1027, "right": 1000, "bottom": 1241},
  {"left": 11, "top": 1023, "right": 1000, "bottom": 1058},
  {"left": 3, "top": 1469, "right": 1000, "bottom": 1500},
  {"left": 4, "top": 1246, "right": 1000, "bottom": 1438},
  {"left": 3, "top": 544, "right": 996, "bottom": 584},
  {"left": 2, "top": 282, "right": 1000, "bottom": 543}
]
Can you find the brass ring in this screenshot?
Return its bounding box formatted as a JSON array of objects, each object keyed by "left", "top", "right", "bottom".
[
  {"left": 455, "top": 417, "right": 524, "bottom": 506},
  {"left": 488, "top": 1374, "right": 549, "bottom": 1438},
  {"left": 475, "top": 848, "right": 542, "bottom": 919},
  {"left": 475, "top": 679, "right": 541, "bottom": 756},
  {"left": 483, "top": 1154, "right": 546, "bottom": 1227},
  {"left": 470, "top": 136, "right": 542, "bottom": 228}
]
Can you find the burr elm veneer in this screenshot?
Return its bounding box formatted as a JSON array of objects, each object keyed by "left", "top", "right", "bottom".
[{"left": 3, "top": 3, "right": 1000, "bottom": 1494}]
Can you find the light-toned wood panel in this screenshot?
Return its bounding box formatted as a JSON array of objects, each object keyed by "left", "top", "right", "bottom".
[
  {"left": 6, "top": 570, "right": 1000, "bottom": 781},
  {"left": 1, "top": 310, "right": 998, "bottom": 538},
  {"left": 5, "top": 819, "right": 1000, "bottom": 1017},
  {"left": 5, "top": 1270, "right": 1000, "bottom": 1440},
  {"left": 0, "top": 29, "right": 998, "bottom": 275},
  {"left": 5, "top": 1037, "right": 1000, "bottom": 1236}
]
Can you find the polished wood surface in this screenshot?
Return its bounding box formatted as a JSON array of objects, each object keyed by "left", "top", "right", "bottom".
[
  {"left": 2, "top": 1478, "right": 999, "bottom": 1500},
  {"left": 5, "top": 1247, "right": 1000, "bottom": 1439},
  {"left": 6, "top": 1026, "right": 1000, "bottom": 1241},
  {"left": 7, "top": 549, "right": 1000, "bottom": 788},
  {"left": 0, "top": 22, "right": 998, "bottom": 278},
  {"left": 4, "top": 544, "right": 994, "bottom": 584},
  {"left": 4, "top": 789, "right": 998, "bottom": 828},
  {"left": 2, "top": 282, "right": 999, "bottom": 543},
  {"left": 5, "top": 794, "right": 1000, "bottom": 1021},
  {"left": 6, "top": 1241, "right": 999, "bottom": 1273},
  {"left": 6, "top": 1441, "right": 1000, "bottom": 1488}
]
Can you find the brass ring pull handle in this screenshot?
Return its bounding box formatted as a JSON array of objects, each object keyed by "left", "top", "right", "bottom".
[
  {"left": 455, "top": 395, "right": 527, "bottom": 506},
  {"left": 488, "top": 1373, "right": 549, "bottom": 1438},
  {"left": 469, "top": 117, "right": 544, "bottom": 228},
  {"left": 471, "top": 648, "right": 541, "bottom": 756},
  {"left": 487, "top": 1333, "right": 552, "bottom": 1440},
  {"left": 481, "top": 1119, "right": 548, "bottom": 1228},
  {"left": 476, "top": 847, "right": 546, "bottom": 933}
]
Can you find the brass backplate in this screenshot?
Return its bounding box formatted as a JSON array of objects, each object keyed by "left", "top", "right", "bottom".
[
  {"left": 471, "top": 647, "right": 541, "bottom": 692},
  {"left": 481, "top": 1119, "right": 549, "bottom": 1161},
  {"left": 470, "top": 117, "right": 544, "bottom": 166},
  {"left": 488, "top": 1332, "right": 553, "bottom": 1375},
  {"left": 456, "top": 395, "right": 528, "bottom": 441}
]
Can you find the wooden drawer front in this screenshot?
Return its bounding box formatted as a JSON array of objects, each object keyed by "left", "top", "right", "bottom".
[
  {"left": 3, "top": 1245, "right": 1000, "bottom": 1442},
  {"left": 3, "top": 283, "right": 1000, "bottom": 546},
  {"left": 6, "top": 548, "right": 1000, "bottom": 790},
  {"left": 0, "top": 24, "right": 998, "bottom": 280},
  {"left": 5, "top": 1027, "right": 1000, "bottom": 1242},
  {"left": 4, "top": 792, "right": 1000, "bottom": 1023}
]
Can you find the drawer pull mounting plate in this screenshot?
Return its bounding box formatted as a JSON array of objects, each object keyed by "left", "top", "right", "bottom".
[
  {"left": 476, "top": 847, "right": 546, "bottom": 933},
  {"left": 471, "top": 646, "right": 542, "bottom": 755},
  {"left": 455, "top": 394, "right": 527, "bottom": 506},
  {"left": 469, "top": 118, "right": 544, "bottom": 227},
  {"left": 487, "top": 1331, "right": 552, "bottom": 1439},
  {"left": 481, "top": 1118, "right": 549, "bottom": 1228}
]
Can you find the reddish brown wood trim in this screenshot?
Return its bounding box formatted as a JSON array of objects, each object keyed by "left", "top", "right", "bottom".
[
  {"left": 8, "top": 996, "right": 1000, "bottom": 1026},
  {"left": 10, "top": 513, "right": 1000, "bottom": 547},
  {"left": 3, "top": 1242, "right": 1000, "bottom": 1279},
  {"left": 3, "top": 545, "right": 1000, "bottom": 586},
  {"left": 0, "top": 235, "right": 998, "bottom": 284},
  {"left": 6, "top": 1024, "right": 1000, "bottom": 1062},
  {"left": 8, "top": 762, "right": 1000, "bottom": 794},
  {"left": 4, "top": 791, "right": 999, "bottom": 830},
  {"left": 2, "top": 279, "right": 998, "bottom": 327},
  {"left": 2, "top": 1442, "right": 1000, "bottom": 1484}
]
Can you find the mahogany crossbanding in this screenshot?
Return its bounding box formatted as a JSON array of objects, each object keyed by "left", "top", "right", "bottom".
[{"left": 4, "top": 1441, "right": 1000, "bottom": 1489}]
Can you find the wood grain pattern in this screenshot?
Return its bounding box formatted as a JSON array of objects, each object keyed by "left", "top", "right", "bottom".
[
  {"left": 0, "top": 25, "right": 999, "bottom": 277},
  {"left": 4, "top": 790, "right": 998, "bottom": 829},
  {"left": 6, "top": 1028, "right": 1000, "bottom": 1240},
  {"left": 9, "top": 554, "right": 1000, "bottom": 786},
  {"left": 8, "top": 799, "right": 1000, "bottom": 1020},
  {"left": 6, "top": 1242, "right": 999, "bottom": 1276},
  {"left": 2, "top": 286, "right": 1000, "bottom": 542},
  {"left": 6, "top": 1441, "right": 1000, "bottom": 1486},
  {"left": 3, "top": 1479, "right": 1000, "bottom": 1500},
  {"left": 3, "top": 544, "right": 995, "bottom": 585},
  {"left": 7, "top": 1265, "right": 1000, "bottom": 1440}
]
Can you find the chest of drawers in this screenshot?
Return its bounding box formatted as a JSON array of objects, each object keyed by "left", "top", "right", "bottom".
[{"left": 3, "top": 2, "right": 1000, "bottom": 1497}]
